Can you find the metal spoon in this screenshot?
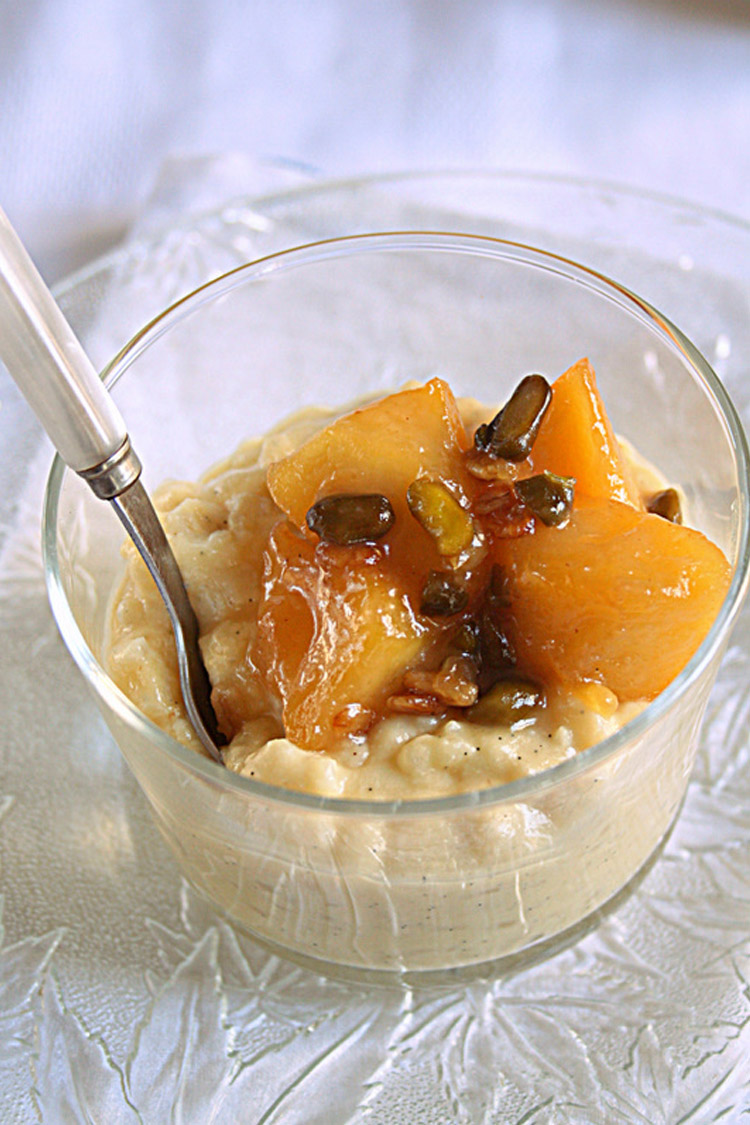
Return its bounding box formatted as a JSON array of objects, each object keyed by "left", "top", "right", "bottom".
[{"left": 0, "top": 205, "right": 225, "bottom": 763}]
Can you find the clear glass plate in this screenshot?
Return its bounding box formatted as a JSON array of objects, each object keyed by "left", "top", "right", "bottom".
[{"left": 1, "top": 171, "right": 749, "bottom": 1122}]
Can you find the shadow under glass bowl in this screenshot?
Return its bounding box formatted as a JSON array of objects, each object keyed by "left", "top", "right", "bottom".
[{"left": 43, "top": 232, "right": 750, "bottom": 980}]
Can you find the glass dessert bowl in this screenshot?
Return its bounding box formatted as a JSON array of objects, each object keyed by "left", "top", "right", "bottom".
[{"left": 43, "top": 232, "right": 750, "bottom": 980}]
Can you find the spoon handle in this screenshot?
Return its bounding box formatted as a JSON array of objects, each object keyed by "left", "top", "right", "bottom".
[
  {"left": 113, "top": 480, "right": 225, "bottom": 758},
  {"left": 0, "top": 205, "right": 130, "bottom": 477},
  {"left": 0, "top": 205, "right": 224, "bottom": 762}
]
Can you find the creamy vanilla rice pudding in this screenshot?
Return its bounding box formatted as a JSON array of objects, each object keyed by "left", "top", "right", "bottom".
[
  {"left": 106, "top": 394, "right": 664, "bottom": 798},
  {"left": 101, "top": 368, "right": 731, "bottom": 972}
]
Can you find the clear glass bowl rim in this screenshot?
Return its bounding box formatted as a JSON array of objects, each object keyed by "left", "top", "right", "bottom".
[
  {"left": 43, "top": 229, "right": 750, "bottom": 817},
  {"left": 54, "top": 169, "right": 750, "bottom": 296}
]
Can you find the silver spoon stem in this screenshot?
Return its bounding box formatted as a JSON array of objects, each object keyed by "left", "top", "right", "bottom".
[
  {"left": 112, "top": 477, "right": 225, "bottom": 761},
  {"left": 0, "top": 204, "right": 225, "bottom": 763}
]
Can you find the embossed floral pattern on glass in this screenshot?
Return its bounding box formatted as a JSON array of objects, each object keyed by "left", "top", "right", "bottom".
[{"left": 1, "top": 172, "right": 749, "bottom": 1122}]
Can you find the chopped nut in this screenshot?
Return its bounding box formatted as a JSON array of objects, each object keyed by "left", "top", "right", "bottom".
[
  {"left": 465, "top": 447, "right": 519, "bottom": 481},
  {"left": 646, "top": 487, "right": 682, "bottom": 524},
  {"left": 515, "top": 472, "right": 575, "bottom": 527},
  {"left": 477, "top": 614, "right": 515, "bottom": 691},
  {"left": 476, "top": 566, "right": 516, "bottom": 691},
  {"left": 449, "top": 620, "right": 480, "bottom": 657},
  {"left": 306, "top": 493, "right": 395, "bottom": 544},
  {"left": 474, "top": 374, "right": 552, "bottom": 462},
  {"left": 475, "top": 482, "right": 536, "bottom": 538},
  {"left": 468, "top": 675, "right": 546, "bottom": 725},
  {"left": 332, "top": 703, "right": 377, "bottom": 736},
  {"left": 403, "top": 654, "right": 479, "bottom": 708},
  {"left": 386, "top": 693, "right": 445, "bottom": 715},
  {"left": 420, "top": 570, "right": 469, "bottom": 617},
  {"left": 407, "top": 478, "right": 474, "bottom": 555}
]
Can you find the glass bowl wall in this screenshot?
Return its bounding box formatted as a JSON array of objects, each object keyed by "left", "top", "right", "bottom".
[{"left": 44, "top": 232, "right": 749, "bottom": 977}]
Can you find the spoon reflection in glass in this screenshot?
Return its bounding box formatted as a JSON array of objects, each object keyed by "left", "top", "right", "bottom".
[{"left": 0, "top": 205, "right": 225, "bottom": 763}]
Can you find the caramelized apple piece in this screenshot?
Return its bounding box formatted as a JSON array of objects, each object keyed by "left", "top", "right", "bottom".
[
  {"left": 255, "top": 522, "right": 449, "bottom": 750},
  {"left": 257, "top": 380, "right": 491, "bottom": 748},
  {"left": 492, "top": 498, "right": 731, "bottom": 700},
  {"left": 474, "top": 373, "right": 551, "bottom": 461},
  {"left": 525, "top": 358, "right": 641, "bottom": 506},
  {"left": 258, "top": 365, "right": 728, "bottom": 747},
  {"left": 267, "top": 377, "right": 472, "bottom": 530},
  {"left": 268, "top": 372, "right": 485, "bottom": 602}
]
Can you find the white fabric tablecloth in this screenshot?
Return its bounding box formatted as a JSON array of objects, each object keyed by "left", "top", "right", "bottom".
[
  {"left": 1, "top": 0, "right": 749, "bottom": 278},
  {"left": 1, "top": 4, "right": 750, "bottom": 1121}
]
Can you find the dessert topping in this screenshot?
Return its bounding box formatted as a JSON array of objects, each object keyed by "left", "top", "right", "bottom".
[
  {"left": 419, "top": 570, "right": 470, "bottom": 617},
  {"left": 402, "top": 654, "right": 479, "bottom": 708},
  {"left": 468, "top": 674, "right": 547, "bottom": 725},
  {"left": 407, "top": 478, "right": 475, "bottom": 555},
  {"left": 306, "top": 492, "right": 395, "bottom": 544},
  {"left": 474, "top": 373, "right": 551, "bottom": 461},
  {"left": 474, "top": 482, "right": 536, "bottom": 538},
  {"left": 646, "top": 487, "right": 682, "bottom": 524},
  {"left": 515, "top": 471, "right": 576, "bottom": 527}
]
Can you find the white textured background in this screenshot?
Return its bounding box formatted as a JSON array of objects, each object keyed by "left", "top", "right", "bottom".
[
  {"left": 2, "top": 4, "right": 750, "bottom": 1119},
  {"left": 1, "top": 0, "right": 749, "bottom": 279}
]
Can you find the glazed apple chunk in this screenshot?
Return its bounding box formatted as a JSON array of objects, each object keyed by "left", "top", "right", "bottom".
[
  {"left": 253, "top": 360, "right": 731, "bottom": 753},
  {"left": 257, "top": 379, "right": 487, "bottom": 749}
]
